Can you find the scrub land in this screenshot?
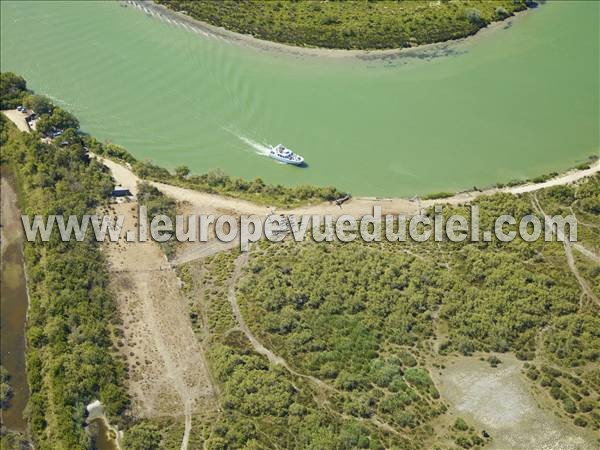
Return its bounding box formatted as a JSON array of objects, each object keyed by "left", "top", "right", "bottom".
[
  {"left": 156, "top": 0, "right": 534, "bottom": 50},
  {"left": 1, "top": 72, "right": 599, "bottom": 450}
]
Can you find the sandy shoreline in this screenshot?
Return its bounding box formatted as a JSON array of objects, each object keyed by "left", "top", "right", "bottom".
[
  {"left": 127, "top": 0, "right": 531, "bottom": 60},
  {"left": 96, "top": 153, "right": 600, "bottom": 217}
]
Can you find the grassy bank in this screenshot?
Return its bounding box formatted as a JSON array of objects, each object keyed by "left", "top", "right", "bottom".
[{"left": 155, "top": 0, "right": 533, "bottom": 50}]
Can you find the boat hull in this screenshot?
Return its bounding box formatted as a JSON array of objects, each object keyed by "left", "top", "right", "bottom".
[{"left": 269, "top": 153, "right": 304, "bottom": 165}]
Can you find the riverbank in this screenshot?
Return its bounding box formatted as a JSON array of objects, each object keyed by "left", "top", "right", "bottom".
[
  {"left": 133, "top": 0, "right": 532, "bottom": 60},
  {"left": 96, "top": 151, "right": 599, "bottom": 218},
  {"left": 3, "top": 106, "right": 597, "bottom": 214}
]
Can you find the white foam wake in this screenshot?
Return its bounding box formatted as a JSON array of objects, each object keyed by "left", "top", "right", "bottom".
[{"left": 223, "top": 127, "right": 272, "bottom": 157}]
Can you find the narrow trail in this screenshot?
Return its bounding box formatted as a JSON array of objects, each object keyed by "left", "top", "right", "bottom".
[
  {"left": 572, "top": 242, "right": 600, "bottom": 264},
  {"left": 531, "top": 195, "right": 599, "bottom": 309},
  {"left": 141, "top": 274, "right": 198, "bottom": 450},
  {"left": 226, "top": 252, "right": 408, "bottom": 439},
  {"left": 137, "top": 279, "right": 193, "bottom": 450},
  {"left": 227, "top": 253, "right": 333, "bottom": 388},
  {"left": 180, "top": 403, "right": 192, "bottom": 450}
]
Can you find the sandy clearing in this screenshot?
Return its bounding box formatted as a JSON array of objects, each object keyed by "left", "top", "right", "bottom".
[
  {"left": 437, "top": 355, "right": 595, "bottom": 450},
  {"left": 1, "top": 110, "right": 30, "bottom": 132},
  {"left": 102, "top": 202, "right": 216, "bottom": 449}
]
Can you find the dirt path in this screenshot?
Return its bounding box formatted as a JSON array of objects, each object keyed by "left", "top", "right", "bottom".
[
  {"left": 227, "top": 252, "right": 337, "bottom": 391},
  {"left": 531, "top": 195, "right": 599, "bottom": 308},
  {"left": 104, "top": 203, "right": 216, "bottom": 450},
  {"left": 227, "top": 253, "right": 288, "bottom": 369},
  {"left": 171, "top": 240, "right": 239, "bottom": 267},
  {"left": 226, "top": 252, "right": 407, "bottom": 438},
  {"left": 572, "top": 242, "right": 599, "bottom": 264},
  {"left": 95, "top": 153, "right": 599, "bottom": 220}
]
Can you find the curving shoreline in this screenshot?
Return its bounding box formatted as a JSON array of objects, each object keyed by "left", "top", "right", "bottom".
[{"left": 127, "top": 0, "right": 532, "bottom": 60}]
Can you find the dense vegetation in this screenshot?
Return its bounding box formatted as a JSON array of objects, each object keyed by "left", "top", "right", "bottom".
[
  {"left": 136, "top": 181, "right": 178, "bottom": 257},
  {"left": 28, "top": 96, "right": 79, "bottom": 136},
  {"left": 156, "top": 0, "right": 533, "bottom": 50},
  {"left": 176, "top": 252, "right": 452, "bottom": 449},
  {"left": 0, "top": 73, "right": 27, "bottom": 109},
  {"left": 0, "top": 366, "right": 12, "bottom": 409},
  {"left": 1, "top": 111, "right": 128, "bottom": 448},
  {"left": 239, "top": 244, "right": 459, "bottom": 446},
  {"left": 183, "top": 176, "right": 597, "bottom": 447},
  {"left": 0, "top": 72, "right": 78, "bottom": 135},
  {"left": 3, "top": 70, "right": 598, "bottom": 448}
]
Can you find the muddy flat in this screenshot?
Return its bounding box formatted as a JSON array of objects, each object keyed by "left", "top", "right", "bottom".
[
  {"left": 0, "top": 172, "right": 30, "bottom": 431},
  {"left": 438, "top": 355, "right": 594, "bottom": 449}
]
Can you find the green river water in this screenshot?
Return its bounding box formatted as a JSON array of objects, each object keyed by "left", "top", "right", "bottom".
[{"left": 1, "top": 1, "right": 598, "bottom": 197}]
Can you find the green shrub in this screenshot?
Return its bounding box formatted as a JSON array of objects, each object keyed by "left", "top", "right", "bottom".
[
  {"left": 122, "top": 422, "right": 162, "bottom": 450},
  {"left": 422, "top": 191, "right": 454, "bottom": 200},
  {"left": 465, "top": 8, "right": 484, "bottom": 25},
  {"left": 454, "top": 417, "right": 469, "bottom": 431},
  {"left": 0, "top": 72, "right": 27, "bottom": 108},
  {"left": 495, "top": 6, "right": 510, "bottom": 19},
  {"left": 574, "top": 416, "right": 588, "bottom": 427}
]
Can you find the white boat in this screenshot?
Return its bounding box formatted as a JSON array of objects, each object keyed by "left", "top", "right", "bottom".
[{"left": 269, "top": 144, "right": 304, "bottom": 165}]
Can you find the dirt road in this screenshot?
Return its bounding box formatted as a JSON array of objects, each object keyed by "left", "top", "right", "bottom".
[{"left": 95, "top": 153, "right": 599, "bottom": 219}]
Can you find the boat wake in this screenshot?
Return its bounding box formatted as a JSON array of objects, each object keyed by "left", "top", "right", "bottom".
[{"left": 223, "top": 127, "right": 274, "bottom": 158}]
